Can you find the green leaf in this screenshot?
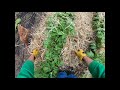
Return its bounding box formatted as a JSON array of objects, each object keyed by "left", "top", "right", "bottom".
[
  {"left": 97, "top": 27, "right": 103, "bottom": 31},
  {"left": 15, "top": 18, "right": 21, "bottom": 30},
  {"left": 43, "top": 67, "right": 50, "bottom": 73},
  {"left": 52, "top": 68, "right": 58, "bottom": 76},
  {"left": 59, "top": 61, "right": 64, "bottom": 66},
  {"left": 90, "top": 42, "right": 97, "bottom": 50},
  {"left": 58, "top": 31, "right": 64, "bottom": 35},
  {"left": 86, "top": 50, "right": 94, "bottom": 58},
  {"left": 50, "top": 72, "right": 52, "bottom": 78}
]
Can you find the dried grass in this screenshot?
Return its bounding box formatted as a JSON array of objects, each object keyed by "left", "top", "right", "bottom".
[
  {"left": 61, "top": 12, "right": 95, "bottom": 68},
  {"left": 27, "top": 12, "right": 55, "bottom": 64}
]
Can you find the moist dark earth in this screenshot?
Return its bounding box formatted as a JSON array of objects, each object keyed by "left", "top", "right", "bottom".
[{"left": 15, "top": 12, "right": 46, "bottom": 77}]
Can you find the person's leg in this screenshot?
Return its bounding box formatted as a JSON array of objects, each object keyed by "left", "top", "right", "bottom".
[
  {"left": 57, "top": 71, "right": 67, "bottom": 78},
  {"left": 67, "top": 74, "right": 77, "bottom": 78}
]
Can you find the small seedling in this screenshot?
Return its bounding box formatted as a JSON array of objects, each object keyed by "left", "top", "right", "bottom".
[{"left": 15, "top": 18, "right": 21, "bottom": 31}]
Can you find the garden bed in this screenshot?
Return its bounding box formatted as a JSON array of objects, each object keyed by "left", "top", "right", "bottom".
[{"left": 15, "top": 12, "right": 105, "bottom": 78}]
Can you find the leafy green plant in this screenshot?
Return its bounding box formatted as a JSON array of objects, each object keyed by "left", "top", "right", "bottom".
[
  {"left": 94, "top": 51, "right": 105, "bottom": 64},
  {"left": 34, "top": 12, "right": 75, "bottom": 78},
  {"left": 86, "top": 50, "right": 94, "bottom": 58},
  {"left": 89, "top": 42, "right": 97, "bottom": 52},
  {"left": 92, "top": 13, "right": 105, "bottom": 49},
  {"left": 86, "top": 12, "right": 105, "bottom": 65}
]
